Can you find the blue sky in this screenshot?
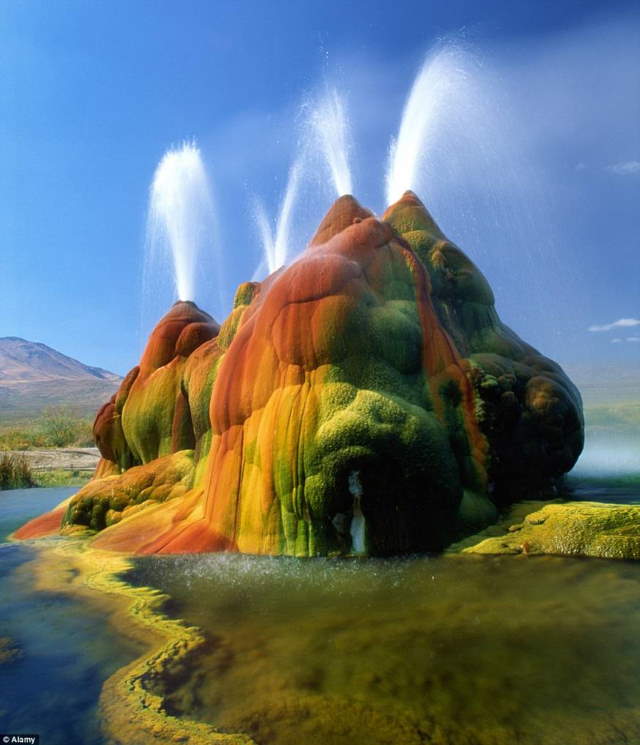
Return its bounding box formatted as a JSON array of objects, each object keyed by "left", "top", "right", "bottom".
[{"left": 0, "top": 0, "right": 638, "bottom": 375}]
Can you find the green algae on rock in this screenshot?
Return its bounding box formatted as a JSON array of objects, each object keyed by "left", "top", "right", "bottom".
[
  {"left": 62, "top": 450, "right": 196, "bottom": 533},
  {"left": 450, "top": 501, "right": 640, "bottom": 559},
  {"left": 383, "top": 192, "right": 584, "bottom": 504}
]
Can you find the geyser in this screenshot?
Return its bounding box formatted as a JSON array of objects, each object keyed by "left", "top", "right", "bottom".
[
  {"left": 254, "top": 87, "right": 352, "bottom": 278},
  {"left": 386, "top": 43, "right": 473, "bottom": 205},
  {"left": 308, "top": 87, "right": 353, "bottom": 197},
  {"left": 16, "top": 191, "right": 589, "bottom": 558},
  {"left": 254, "top": 157, "right": 303, "bottom": 275},
  {"left": 146, "top": 142, "right": 217, "bottom": 302}
]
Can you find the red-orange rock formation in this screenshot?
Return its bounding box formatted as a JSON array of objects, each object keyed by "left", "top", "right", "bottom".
[{"left": 15, "top": 193, "right": 583, "bottom": 555}]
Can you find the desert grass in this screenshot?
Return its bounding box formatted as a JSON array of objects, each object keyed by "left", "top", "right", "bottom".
[{"left": 0, "top": 452, "right": 36, "bottom": 489}]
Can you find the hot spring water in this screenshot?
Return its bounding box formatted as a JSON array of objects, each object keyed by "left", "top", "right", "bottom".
[
  {"left": 128, "top": 550, "right": 640, "bottom": 745},
  {"left": 141, "top": 39, "right": 562, "bottom": 357},
  {"left": 385, "top": 43, "right": 474, "bottom": 204},
  {"left": 2, "top": 432, "right": 634, "bottom": 743},
  {"left": 308, "top": 87, "right": 353, "bottom": 197},
  {"left": 143, "top": 43, "right": 542, "bottom": 319},
  {"left": 348, "top": 469, "right": 366, "bottom": 555},
  {"left": 0, "top": 488, "right": 140, "bottom": 745}
]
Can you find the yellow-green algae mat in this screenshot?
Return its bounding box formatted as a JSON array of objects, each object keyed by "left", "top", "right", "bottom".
[
  {"left": 28, "top": 539, "right": 256, "bottom": 745},
  {"left": 449, "top": 500, "right": 640, "bottom": 559}
]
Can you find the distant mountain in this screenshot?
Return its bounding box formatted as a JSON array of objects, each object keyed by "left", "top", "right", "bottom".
[
  {"left": 0, "top": 337, "right": 121, "bottom": 385},
  {"left": 0, "top": 337, "right": 122, "bottom": 420}
]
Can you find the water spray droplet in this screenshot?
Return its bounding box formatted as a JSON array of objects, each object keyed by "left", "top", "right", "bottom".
[{"left": 308, "top": 87, "right": 353, "bottom": 197}]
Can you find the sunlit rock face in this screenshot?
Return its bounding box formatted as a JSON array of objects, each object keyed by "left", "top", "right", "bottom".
[
  {"left": 92, "top": 299, "right": 221, "bottom": 474},
  {"left": 15, "top": 193, "right": 583, "bottom": 556}
]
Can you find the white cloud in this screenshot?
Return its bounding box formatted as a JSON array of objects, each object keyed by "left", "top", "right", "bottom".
[
  {"left": 589, "top": 318, "right": 640, "bottom": 332},
  {"left": 606, "top": 160, "right": 640, "bottom": 175},
  {"left": 610, "top": 336, "right": 640, "bottom": 344}
]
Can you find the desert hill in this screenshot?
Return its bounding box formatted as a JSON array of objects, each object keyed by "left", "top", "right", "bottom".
[{"left": 0, "top": 337, "right": 121, "bottom": 420}]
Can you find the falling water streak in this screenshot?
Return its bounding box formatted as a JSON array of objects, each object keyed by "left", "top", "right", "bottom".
[
  {"left": 251, "top": 87, "right": 352, "bottom": 279},
  {"left": 251, "top": 157, "right": 303, "bottom": 277},
  {"left": 309, "top": 88, "right": 353, "bottom": 196},
  {"left": 253, "top": 198, "right": 275, "bottom": 276},
  {"left": 146, "top": 142, "right": 217, "bottom": 302},
  {"left": 385, "top": 45, "right": 470, "bottom": 205},
  {"left": 274, "top": 158, "right": 303, "bottom": 269},
  {"left": 349, "top": 470, "right": 366, "bottom": 555}
]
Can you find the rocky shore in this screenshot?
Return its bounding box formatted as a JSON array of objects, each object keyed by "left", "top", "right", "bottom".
[{"left": 3, "top": 447, "right": 100, "bottom": 473}]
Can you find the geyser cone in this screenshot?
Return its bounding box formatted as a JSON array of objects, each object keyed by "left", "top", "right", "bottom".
[
  {"left": 383, "top": 190, "right": 447, "bottom": 240},
  {"left": 310, "top": 194, "right": 373, "bottom": 246},
  {"left": 139, "top": 300, "right": 220, "bottom": 374},
  {"left": 80, "top": 196, "right": 488, "bottom": 556},
  {"left": 15, "top": 190, "right": 586, "bottom": 557},
  {"left": 383, "top": 189, "right": 584, "bottom": 504},
  {"left": 96, "top": 299, "right": 220, "bottom": 470},
  {"left": 115, "top": 299, "right": 221, "bottom": 466},
  {"left": 384, "top": 189, "right": 497, "bottom": 328},
  {"left": 12, "top": 300, "right": 223, "bottom": 543}
]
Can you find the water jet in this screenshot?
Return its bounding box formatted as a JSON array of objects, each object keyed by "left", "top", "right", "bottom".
[
  {"left": 386, "top": 43, "right": 474, "bottom": 205},
  {"left": 254, "top": 157, "right": 303, "bottom": 276},
  {"left": 145, "top": 142, "right": 218, "bottom": 303},
  {"left": 307, "top": 87, "right": 353, "bottom": 197}
]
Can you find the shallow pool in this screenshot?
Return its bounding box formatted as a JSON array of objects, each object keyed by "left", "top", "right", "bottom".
[{"left": 128, "top": 549, "right": 640, "bottom": 745}]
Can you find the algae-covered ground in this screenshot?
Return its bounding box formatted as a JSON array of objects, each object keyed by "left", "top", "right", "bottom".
[
  {"left": 5, "top": 530, "right": 640, "bottom": 745},
  {"left": 5, "top": 528, "right": 639, "bottom": 745}
]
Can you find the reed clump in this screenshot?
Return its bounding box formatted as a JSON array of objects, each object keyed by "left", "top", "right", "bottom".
[{"left": 0, "top": 452, "right": 36, "bottom": 490}]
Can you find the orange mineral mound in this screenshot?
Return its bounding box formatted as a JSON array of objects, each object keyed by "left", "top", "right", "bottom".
[{"left": 15, "top": 194, "right": 583, "bottom": 556}]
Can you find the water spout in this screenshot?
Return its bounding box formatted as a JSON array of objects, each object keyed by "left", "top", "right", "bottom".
[
  {"left": 252, "top": 198, "right": 273, "bottom": 279},
  {"left": 308, "top": 88, "right": 353, "bottom": 197},
  {"left": 274, "top": 159, "right": 302, "bottom": 270},
  {"left": 253, "top": 157, "right": 303, "bottom": 275},
  {"left": 146, "top": 142, "right": 217, "bottom": 302},
  {"left": 385, "top": 44, "right": 471, "bottom": 205},
  {"left": 252, "top": 88, "right": 352, "bottom": 278}
]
